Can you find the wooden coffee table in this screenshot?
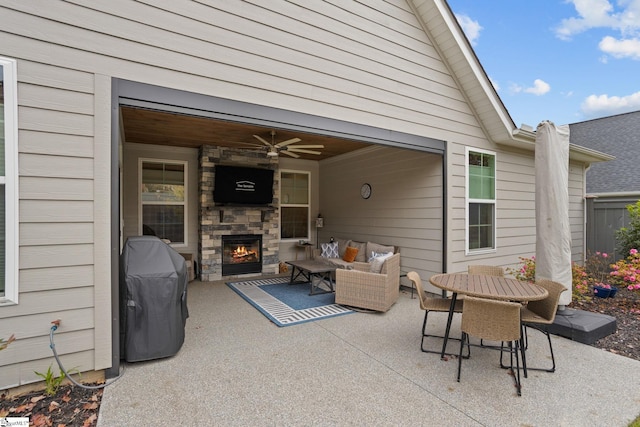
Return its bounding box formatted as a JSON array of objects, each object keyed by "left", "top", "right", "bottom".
[{"left": 286, "top": 260, "right": 337, "bottom": 295}]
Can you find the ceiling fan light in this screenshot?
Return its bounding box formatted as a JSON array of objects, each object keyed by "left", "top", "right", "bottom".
[{"left": 267, "top": 149, "right": 279, "bottom": 157}]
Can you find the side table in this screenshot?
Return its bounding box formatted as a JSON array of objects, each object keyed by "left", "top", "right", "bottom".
[{"left": 295, "top": 243, "right": 314, "bottom": 260}]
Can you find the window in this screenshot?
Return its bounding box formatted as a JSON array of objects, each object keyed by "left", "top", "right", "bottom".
[
  {"left": 466, "top": 148, "right": 496, "bottom": 253},
  {"left": 280, "top": 171, "right": 309, "bottom": 240},
  {"left": 140, "top": 160, "right": 187, "bottom": 245},
  {"left": 0, "top": 57, "right": 18, "bottom": 305}
]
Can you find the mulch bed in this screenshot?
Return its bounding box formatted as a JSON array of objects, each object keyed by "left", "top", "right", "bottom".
[
  {"left": 1, "top": 287, "right": 639, "bottom": 425},
  {"left": 570, "top": 286, "right": 640, "bottom": 360},
  {"left": 0, "top": 384, "right": 102, "bottom": 427}
]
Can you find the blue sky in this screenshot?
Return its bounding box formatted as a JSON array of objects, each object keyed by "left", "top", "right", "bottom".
[{"left": 447, "top": 0, "right": 640, "bottom": 127}]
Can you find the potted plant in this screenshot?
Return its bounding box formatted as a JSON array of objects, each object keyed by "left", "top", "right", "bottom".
[{"left": 593, "top": 282, "right": 617, "bottom": 298}]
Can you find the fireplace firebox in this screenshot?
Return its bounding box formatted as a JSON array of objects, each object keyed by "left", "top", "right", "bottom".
[{"left": 221, "top": 234, "right": 263, "bottom": 276}]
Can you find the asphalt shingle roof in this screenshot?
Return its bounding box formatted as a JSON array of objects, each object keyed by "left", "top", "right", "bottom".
[{"left": 569, "top": 110, "right": 640, "bottom": 194}]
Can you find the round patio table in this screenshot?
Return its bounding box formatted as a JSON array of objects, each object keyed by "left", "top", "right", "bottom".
[{"left": 428, "top": 273, "right": 549, "bottom": 359}]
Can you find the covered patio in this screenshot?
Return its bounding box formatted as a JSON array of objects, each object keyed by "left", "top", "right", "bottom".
[{"left": 96, "top": 279, "right": 640, "bottom": 426}]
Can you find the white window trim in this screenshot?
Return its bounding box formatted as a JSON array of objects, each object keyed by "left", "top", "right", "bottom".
[
  {"left": 279, "top": 169, "right": 311, "bottom": 242},
  {"left": 1, "top": 57, "right": 19, "bottom": 306},
  {"left": 138, "top": 158, "right": 188, "bottom": 248},
  {"left": 465, "top": 147, "right": 497, "bottom": 256}
]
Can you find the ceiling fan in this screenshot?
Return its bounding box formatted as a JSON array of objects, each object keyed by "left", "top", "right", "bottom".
[{"left": 251, "top": 130, "right": 324, "bottom": 158}]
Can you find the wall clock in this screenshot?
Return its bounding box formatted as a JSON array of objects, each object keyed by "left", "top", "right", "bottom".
[{"left": 360, "top": 183, "right": 372, "bottom": 199}]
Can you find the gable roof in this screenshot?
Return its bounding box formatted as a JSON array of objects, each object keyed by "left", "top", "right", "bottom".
[{"left": 570, "top": 110, "right": 640, "bottom": 194}]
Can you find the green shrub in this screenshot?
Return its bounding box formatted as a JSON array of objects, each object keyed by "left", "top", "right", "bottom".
[{"left": 616, "top": 201, "right": 640, "bottom": 257}]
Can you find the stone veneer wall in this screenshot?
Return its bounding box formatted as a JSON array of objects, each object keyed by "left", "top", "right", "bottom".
[{"left": 199, "top": 146, "right": 280, "bottom": 281}]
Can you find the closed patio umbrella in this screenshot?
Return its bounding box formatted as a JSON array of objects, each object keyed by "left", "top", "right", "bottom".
[{"left": 535, "top": 120, "right": 572, "bottom": 306}]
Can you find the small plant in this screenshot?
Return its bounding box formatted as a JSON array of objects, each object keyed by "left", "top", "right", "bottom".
[
  {"left": 0, "top": 334, "right": 16, "bottom": 351},
  {"left": 35, "top": 364, "right": 79, "bottom": 396},
  {"left": 571, "top": 262, "right": 592, "bottom": 302},
  {"left": 508, "top": 256, "right": 536, "bottom": 282},
  {"left": 584, "top": 251, "right": 611, "bottom": 284},
  {"left": 616, "top": 201, "right": 640, "bottom": 257},
  {"left": 507, "top": 256, "right": 592, "bottom": 302},
  {"left": 609, "top": 248, "right": 640, "bottom": 292}
]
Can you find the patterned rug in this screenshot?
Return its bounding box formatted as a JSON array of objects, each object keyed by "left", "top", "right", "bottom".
[{"left": 226, "top": 277, "right": 353, "bottom": 327}]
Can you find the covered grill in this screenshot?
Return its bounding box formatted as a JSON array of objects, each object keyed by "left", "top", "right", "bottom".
[{"left": 119, "top": 236, "right": 189, "bottom": 362}]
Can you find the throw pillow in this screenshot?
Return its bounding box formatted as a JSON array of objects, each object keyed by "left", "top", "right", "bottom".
[
  {"left": 367, "top": 242, "right": 395, "bottom": 261},
  {"left": 343, "top": 246, "right": 359, "bottom": 263},
  {"left": 368, "top": 250, "right": 392, "bottom": 262},
  {"left": 370, "top": 252, "right": 393, "bottom": 274},
  {"left": 336, "top": 238, "right": 351, "bottom": 258},
  {"left": 349, "top": 241, "right": 367, "bottom": 262},
  {"left": 320, "top": 241, "right": 339, "bottom": 258}
]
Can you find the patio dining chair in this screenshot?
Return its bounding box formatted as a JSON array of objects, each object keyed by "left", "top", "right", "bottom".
[
  {"left": 407, "top": 271, "right": 467, "bottom": 357},
  {"left": 457, "top": 296, "right": 523, "bottom": 396},
  {"left": 467, "top": 265, "right": 504, "bottom": 277},
  {"left": 467, "top": 265, "right": 504, "bottom": 347},
  {"left": 502, "top": 278, "right": 567, "bottom": 377}
]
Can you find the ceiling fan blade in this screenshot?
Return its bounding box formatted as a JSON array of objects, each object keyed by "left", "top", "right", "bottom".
[
  {"left": 281, "top": 150, "right": 300, "bottom": 158},
  {"left": 253, "top": 134, "right": 272, "bottom": 147},
  {"left": 286, "top": 144, "right": 324, "bottom": 149},
  {"left": 275, "top": 137, "right": 301, "bottom": 148},
  {"left": 287, "top": 148, "right": 322, "bottom": 155}
]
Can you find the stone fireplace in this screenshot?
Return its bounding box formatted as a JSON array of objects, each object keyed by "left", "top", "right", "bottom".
[{"left": 198, "top": 146, "right": 279, "bottom": 281}]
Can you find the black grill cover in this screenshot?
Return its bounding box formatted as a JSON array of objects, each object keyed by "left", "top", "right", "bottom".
[{"left": 120, "top": 236, "right": 189, "bottom": 362}]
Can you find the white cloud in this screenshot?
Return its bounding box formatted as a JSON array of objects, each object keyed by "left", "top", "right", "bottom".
[
  {"left": 455, "top": 14, "right": 482, "bottom": 46},
  {"left": 581, "top": 90, "right": 640, "bottom": 117},
  {"left": 555, "top": 0, "right": 640, "bottom": 40},
  {"left": 598, "top": 35, "right": 640, "bottom": 59},
  {"left": 524, "top": 79, "right": 551, "bottom": 96},
  {"left": 508, "top": 79, "right": 550, "bottom": 96},
  {"left": 509, "top": 83, "right": 523, "bottom": 95},
  {"left": 555, "top": 0, "right": 617, "bottom": 40}
]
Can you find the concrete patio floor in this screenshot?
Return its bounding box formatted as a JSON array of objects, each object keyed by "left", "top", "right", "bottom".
[{"left": 97, "top": 278, "right": 640, "bottom": 426}]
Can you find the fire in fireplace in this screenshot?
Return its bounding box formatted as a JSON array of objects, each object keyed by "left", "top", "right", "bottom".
[{"left": 222, "top": 234, "right": 262, "bottom": 276}]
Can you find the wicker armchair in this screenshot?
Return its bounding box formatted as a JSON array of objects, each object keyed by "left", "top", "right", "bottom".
[{"left": 335, "top": 253, "right": 400, "bottom": 312}]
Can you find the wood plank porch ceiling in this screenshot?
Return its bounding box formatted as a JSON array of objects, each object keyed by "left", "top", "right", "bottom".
[{"left": 120, "top": 106, "right": 370, "bottom": 161}]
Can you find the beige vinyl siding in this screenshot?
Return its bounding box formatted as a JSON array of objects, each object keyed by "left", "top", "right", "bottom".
[
  {"left": 569, "top": 161, "right": 586, "bottom": 263},
  {"left": 0, "top": 0, "right": 483, "bottom": 141},
  {"left": 0, "top": 0, "right": 484, "bottom": 388},
  {"left": 447, "top": 141, "right": 541, "bottom": 273},
  {"left": 320, "top": 146, "right": 443, "bottom": 287},
  {"left": 0, "top": 0, "right": 589, "bottom": 389},
  {"left": 448, "top": 144, "right": 587, "bottom": 273},
  {"left": 0, "top": 55, "right": 99, "bottom": 387}
]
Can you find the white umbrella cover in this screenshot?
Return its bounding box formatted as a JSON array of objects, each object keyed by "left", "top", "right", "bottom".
[{"left": 535, "top": 120, "right": 572, "bottom": 306}]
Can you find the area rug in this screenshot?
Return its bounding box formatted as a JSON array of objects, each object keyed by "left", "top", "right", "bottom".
[{"left": 226, "top": 277, "right": 353, "bottom": 327}]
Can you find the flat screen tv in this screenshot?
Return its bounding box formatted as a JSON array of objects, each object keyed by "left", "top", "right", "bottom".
[{"left": 213, "top": 165, "right": 274, "bottom": 206}]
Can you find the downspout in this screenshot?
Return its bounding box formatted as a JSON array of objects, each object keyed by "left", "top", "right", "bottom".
[
  {"left": 442, "top": 147, "right": 448, "bottom": 274},
  {"left": 441, "top": 147, "right": 448, "bottom": 298}
]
